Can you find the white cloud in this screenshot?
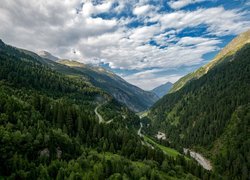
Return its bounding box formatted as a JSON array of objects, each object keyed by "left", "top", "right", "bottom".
[
  {"left": 123, "top": 69, "right": 183, "bottom": 90},
  {"left": 177, "top": 36, "right": 219, "bottom": 46},
  {"left": 0, "top": 0, "right": 118, "bottom": 57},
  {"left": 81, "top": 1, "right": 113, "bottom": 17},
  {"left": 149, "top": 7, "right": 250, "bottom": 36},
  {"left": 168, "top": 0, "right": 206, "bottom": 9},
  {"left": 0, "top": 0, "right": 249, "bottom": 90},
  {"left": 133, "top": 5, "right": 152, "bottom": 15}
]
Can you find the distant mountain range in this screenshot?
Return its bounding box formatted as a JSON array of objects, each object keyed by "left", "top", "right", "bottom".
[{"left": 151, "top": 82, "right": 173, "bottom": 98}]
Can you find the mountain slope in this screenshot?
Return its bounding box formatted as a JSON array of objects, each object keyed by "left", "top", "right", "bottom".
[
  {"left": 57, "top": 59, "right": 159, "bottom": 112},
  {"left": 148, "top": 38, "right": 250, "bottom": 178},
  {"left": 151, "top": 82, "right": 173, "bottom": 98},
  {"left": 34, "top": 50, "right": 159, "bottom": 112},
  {"left": 0, "top": 40, "right": 209, "bottom": 179},
  {"left": 169, "top": 29, "right": 250, "bottom": 93}
]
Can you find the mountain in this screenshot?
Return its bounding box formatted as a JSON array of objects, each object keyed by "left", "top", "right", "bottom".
[
  {"left": 0, "top": 40, "right": 208, "bottom": 179},
  {"left": 37, "top": 50, "right": 160, "bottom": 110},
  {"left": 59, "top": 59, "right": 159, "bottom": 112},
  {"left": 36, "top": 51, "right": 158, "bottom": 112},
  {"left": 151, "top": 82, "right": 173, "bottom": 98},
  {"left": 37, "top": 50, "right": 59, "bottom": 61},
  {"left": 147, "top": 32, "right": 250, "bottom": 179},
  {"left": 169, "top": 29, "right": 250, "bottom": 93}
]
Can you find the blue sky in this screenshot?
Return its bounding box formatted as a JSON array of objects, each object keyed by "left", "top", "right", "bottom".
[{"left": 0, "top": 0, "right": 249, "bottom": 90}]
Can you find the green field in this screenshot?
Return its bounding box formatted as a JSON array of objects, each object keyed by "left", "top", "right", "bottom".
[{"left": 143, "top": 135, "right": 181, "bottom": 157}]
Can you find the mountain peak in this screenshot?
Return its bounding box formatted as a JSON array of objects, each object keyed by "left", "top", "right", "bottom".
[
  {"left": 151, "top": 81, "right": 173, "bottom": 98},
  {"left": 37, "top": 50, "right": 59, "bottom": 61}
]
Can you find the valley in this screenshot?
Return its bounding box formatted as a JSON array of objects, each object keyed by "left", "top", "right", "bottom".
[
  {"left": 147, "top": 30, "right": 250, "bottom": 179},
  {"left": 137, "top": 119, "right": 212, "bottom": 169},
  {"left": 0, "top": 15, "right": 249, "bottom": 179},
  {"left": 0, "top": 39, "right": 210, "bottom": 179}
]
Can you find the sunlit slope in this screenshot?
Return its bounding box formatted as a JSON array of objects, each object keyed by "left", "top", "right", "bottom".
[{"left": 169, "top": 29, "right": 250, "bottom": 93}]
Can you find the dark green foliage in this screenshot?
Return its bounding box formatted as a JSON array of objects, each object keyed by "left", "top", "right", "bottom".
[
  {"left": 149, "top": 44, "right": 250, "bottom": 179},
  {"left": 214, "top": 104, "right": 250, "bottom": 179},
  {"left": 0, "top": 41, "right": 206, "bottom": 179}
]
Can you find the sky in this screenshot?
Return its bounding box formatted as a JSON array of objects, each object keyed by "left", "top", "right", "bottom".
[{"left": 0, "top": 0, "right": 250, "bottom": 90}]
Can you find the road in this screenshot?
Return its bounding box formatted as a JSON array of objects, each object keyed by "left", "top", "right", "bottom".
[
  {"left": 137, "top": 122, "right": 154, "bottom": 149},
  {"left": 94, "top": 102, "right": 114, "bottom": 124},
  {"left": 137, "top": 122, "right": 143, "bottom": 137},
  {"left": 94, "top": 104, "right": 104, "bottom": 123}
]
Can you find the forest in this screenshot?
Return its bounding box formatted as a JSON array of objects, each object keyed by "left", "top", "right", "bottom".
[
  {"left": 0, "top": 41, "right": 211, "bottom": 179},
  {"left": 148, "top": 44, "right": 250, "bottom": 179}
]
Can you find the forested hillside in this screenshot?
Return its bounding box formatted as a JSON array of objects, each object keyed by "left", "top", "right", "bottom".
[
  {"left": 0, "top": 40, "right": 211, "bottom": 179},
  {"left": 169, "top": 30, "right": 250, "bottom": 93},
  {"left": 148, "top": 42, "right": 250, "bottom": 179},
  {"left": 57, "top": 59, "right": 159, "bottom": 112},
  {"left": 6, "top": 41, "right": 158, "bottom": 112}
]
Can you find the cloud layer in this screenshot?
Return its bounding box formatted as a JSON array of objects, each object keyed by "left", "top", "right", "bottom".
[{"left": 0, "top": 0, "right": 249, "bottom": 90}]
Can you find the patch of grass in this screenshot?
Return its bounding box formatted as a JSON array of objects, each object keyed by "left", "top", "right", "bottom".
[{"left": 143, "top": 136, "right": 181, "bottom": 157}]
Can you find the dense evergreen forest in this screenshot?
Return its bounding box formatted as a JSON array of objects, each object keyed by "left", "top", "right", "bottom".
[
  {"left": 0, "top": 41, "right": 212, "bottom": 179},
  {"left": 148, "top": 44, "right": 250, "bottom": 179}
]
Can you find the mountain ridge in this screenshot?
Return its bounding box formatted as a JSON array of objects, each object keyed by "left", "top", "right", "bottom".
[
  {"left": 57, "top": 59, "right": 159, "bottom": 112},
  {"left": 4, "top": 43, "right": 158, "bottom": 112},
  {"left": 169, "top": 29, "right": 250, "bottom": 93},
  {"left": 151, "top": 82, "right": 173, "bottom": 98}
]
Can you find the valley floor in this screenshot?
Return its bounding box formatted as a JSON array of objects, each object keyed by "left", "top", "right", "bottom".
[{"left": 138, "top": 121, "right": 213, "bottom": 170}]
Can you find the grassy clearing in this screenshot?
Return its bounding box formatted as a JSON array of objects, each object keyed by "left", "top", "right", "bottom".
[{"left": 143, "top": 136, "right": 181, "bottom": 157}]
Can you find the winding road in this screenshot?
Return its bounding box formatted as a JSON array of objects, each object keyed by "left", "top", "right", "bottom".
[
  {"left": 94, "top": 104, "right": 104, "bottom": 123},
  {"left": 94, "top": 102, "right": 113, "bottom": 124},
  {"left": 137, "top": 122, "right": 143, "bottom": 137}
]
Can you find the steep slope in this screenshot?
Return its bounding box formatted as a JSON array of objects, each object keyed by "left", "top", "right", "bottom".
[
  {"left": 57, "top": 59, "right": 159, "bottom": 112},
  {"left": 148, "top": 41, "right": 250, "bottom": 178},
  {"left": 35, "top": 50, "right": 158, "bottom": 112},
  {"left": 151, "top": 82, "right": 173, "bottom": 98},
  {"left": 169, "top": 29, "right": 250, "bottom": 93},
  {"left": 0, "top": 40, "right": 209, "bottom": 179}
]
